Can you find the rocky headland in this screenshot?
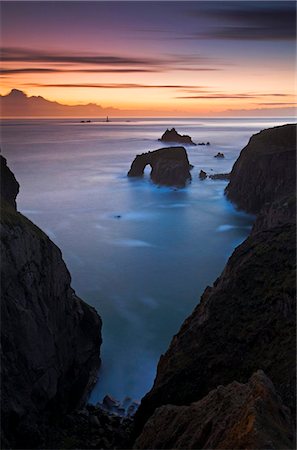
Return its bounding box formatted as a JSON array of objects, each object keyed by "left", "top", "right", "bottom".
[
  {"left": 158, "top": 128, "right": 196, "bottom": 145},
  {"left": 0, "top": 156, "right": 102, "bottom": 448},
  {"left": 134, "top": 123, "right": 296, "bottom": 448},
  {"left": 128, "top": 146, "right": 192, "bottom": 187}
]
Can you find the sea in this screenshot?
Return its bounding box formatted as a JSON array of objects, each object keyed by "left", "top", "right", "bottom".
[{"left": 1, "top": 117, "right": 295, "bottom": 404}]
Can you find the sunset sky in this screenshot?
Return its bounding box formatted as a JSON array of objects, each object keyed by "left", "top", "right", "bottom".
[{"left": 1, "top": 0, "right": 296, "bottom": 116}]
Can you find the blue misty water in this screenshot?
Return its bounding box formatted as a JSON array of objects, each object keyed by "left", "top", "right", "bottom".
[{"left": 1, "top": 117, "right": 294, "bottom": 404}]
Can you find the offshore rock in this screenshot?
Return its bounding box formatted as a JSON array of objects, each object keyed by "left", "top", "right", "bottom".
[
  {"left": 214, "top": 152, "right": 225, "bottom": 158},
  {"left": 128, "top": 147, "right": 191, "bottom": 188},
  {"left": 0, "top": 155, "right": 102, "bottom": 448},
  {"left": 199, "top": 170, "right": 207, "bottom": 180},
  {"left": 134, "top": 371, "right": 295, "bottom": 450},
  {"left": 159, "top": 128, "right": 196, "bottom": 145},
  {"left": 225, "top": 124, "right": 296, "bottom": 214}
]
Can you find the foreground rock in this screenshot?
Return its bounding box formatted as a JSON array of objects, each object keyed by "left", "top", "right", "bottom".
[
  {"left": 159, "top": 128, "right": 196, "bottom": 145},
  {"left": 1, "top": 156, "right": 102, "bottom": 448},
  {"left": 134, "top": 124, "right": 296, "bottom": 446},
  {"left": 42, "top": 403, "right": 134, "bottom": 449},
  {"left": 135, "top": 371, "right": 295, "bottom": 449},
  {"left": 225, "top": 124, "right": 296, "bottom": 214},
  {"left": 128, "top": 147, "right": 192, "bottom": 187}
]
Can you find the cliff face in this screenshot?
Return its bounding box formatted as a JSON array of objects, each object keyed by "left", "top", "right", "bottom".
[
  {"left": 134, "top": 371, "right": 295, "bottom": 450},
  {"left": 0, "top": 156, "right": 102, "bottom": 448},
  {"left": 225, "top": 124, "right": 296, "bottom": 214},
  {"left": 134, "top": 124, "right": 296, "bottom": 447}
]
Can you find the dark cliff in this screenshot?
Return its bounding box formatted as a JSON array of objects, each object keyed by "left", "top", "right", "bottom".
[
  {"left": 128, "top": 146, "right": 191, "bottom": 187},
  {"left": 0, "top": 156, "right": 102, "bottom": 448},
  {"left": 225, "top": 124, "right": 296, "bottom": 214},
  {"left": 134, "top": 124, "right": 296, "bottom": 448}
]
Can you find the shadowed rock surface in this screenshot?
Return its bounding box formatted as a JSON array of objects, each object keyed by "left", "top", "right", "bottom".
[
  {"left": 134, "top": 124, "right": 296, "bottom": 446},
  {"left": 158, "top": 128, "right": 196, "bottom": 145},
  {"left": 0, "top": 156, "right": 19, "bottom": 209},
  {"left": 134, "top": 371, "right": 295, "bottom": 450},
  {"left": 225, "top": 124, "right": 296, "bottom": 214},
  {"left": 0, "top": 155, "right": 102, "bottom": 449},
  {"left": 128, "top": 147, "right": 191, "bottom": 187}
]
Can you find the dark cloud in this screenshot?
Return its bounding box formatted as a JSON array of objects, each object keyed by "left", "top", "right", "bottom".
[
  {"left": 176, "top": 92, "right": 291, "bottom": 100},
  {"left": 191, "top": 2, "right": 296, "bottom": 41},
  {"left": 26, "top": 83, "right": 205, "bottom": 90},
  {"left": 0, "top": 67, "right": 160, "bottom": 75},
  {"left": 0, "top": 47, "right": 221, "bottom": 72},
  {"left": 0, "top": 47, "right": 160, "bottom": 66},
  {"left": 176, "top": 94, "right": 258, "bottom": 99},
  {"left": 256, "top": 102, "right": 297, "bottom": 106}
]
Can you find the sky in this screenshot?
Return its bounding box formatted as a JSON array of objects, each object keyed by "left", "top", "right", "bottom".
[{"left": 1, "top": 0, "right": 296, "bottom": 116}]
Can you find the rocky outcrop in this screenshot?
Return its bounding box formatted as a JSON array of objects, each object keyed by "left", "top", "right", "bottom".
[
  {"left": 128, "top": 147, "right": 192, "bottom": 187},
  {"left": 159, "top": 128, "right": 196, "bottom": 145},
  {"left": 0, "top": 156, "right": 19, "bottom": 209},
  {"left": 225, "top": 124, "right": 296, "bottom": 214},
  {"left": 134, "top": 371, "right": 295, "bottom": 450},
  {"left": 214, "top": 152, "right": 224, "bottom": 158},
  {"left": 134, "top": 124, "right": 296, "bottom": 446},
  {"left": 0, "top": 156, "right": 102, "bottom": 448}
]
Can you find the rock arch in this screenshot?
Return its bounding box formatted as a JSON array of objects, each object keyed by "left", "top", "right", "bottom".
[{"left": 127, "top": 147, "right": 192, "bottom": 187}]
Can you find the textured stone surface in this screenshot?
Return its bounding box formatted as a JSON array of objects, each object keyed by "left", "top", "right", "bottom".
[
  {"left": 0, "top": 156, "right": 102, "bottom": 448},
  {"left": 128, "top": 146, "right": 191, "bottom": 187},
  {"left": 225, "top": 124, "right": 296, "bottom": 214},
  {"left": 135, "top": 371, "right": 295, "bottom": 449}
]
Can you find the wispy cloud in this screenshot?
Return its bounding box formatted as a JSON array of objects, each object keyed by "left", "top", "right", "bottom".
[
  {"left": 26, "top": 83, "right": 206, "bottom": 90},
  {"left": 0, "top": 47, "right": 221, "bottom": 73},
  {"left": 189, "top": 3, "right": 296, "bottom": 41},
  {"left": 256, "top": 102, "right": 297, "bottom": 106},
  {"left": 0, "top": 67, "right": 160, "bottom": 75},
  {"left": 176, "top": 92, "right": 292, "bottom": 100}
]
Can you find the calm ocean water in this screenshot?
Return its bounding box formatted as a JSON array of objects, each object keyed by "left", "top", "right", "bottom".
[{"left": 1, "top": 117, "right": 294, "bottom": 403}]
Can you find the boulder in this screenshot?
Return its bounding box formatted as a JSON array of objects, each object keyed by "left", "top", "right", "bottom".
[{"left": 214, "top": 152, "right": 224, "bottom": 158}]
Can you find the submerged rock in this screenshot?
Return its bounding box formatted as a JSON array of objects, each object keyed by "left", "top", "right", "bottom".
[
  {"left": 209, "top": 173, "right": 230, "bottom": 180},
  {"left": 134, "top": 371, "right": 295, "bottom": 450},
  {"left": 159, "top": 128, "right": 196, "bottom": 145},
  {"left": 128, "top": 147, "right": 192, "bottom": 188},
  {"left": 0, "top": 155, "right": 102, "bottom": 448}
]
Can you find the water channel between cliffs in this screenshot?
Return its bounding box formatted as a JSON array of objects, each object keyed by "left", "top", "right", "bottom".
[{"left": 2, "top": 117, "right": 291, "bottom": 403}]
